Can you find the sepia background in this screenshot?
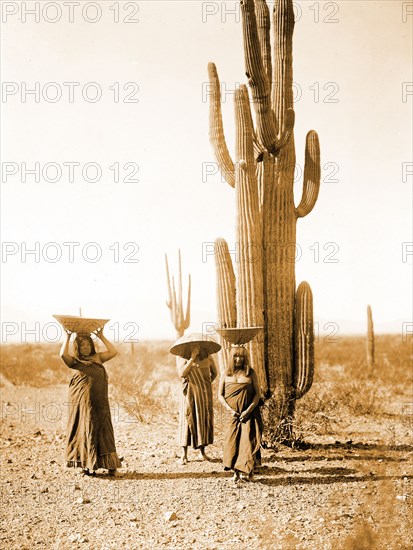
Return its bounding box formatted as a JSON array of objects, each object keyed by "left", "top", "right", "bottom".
[
  {"left": 1, "top": 3, "right": 412, "bottom": 549},
  {"left": 1, "top": 0, "right": 412, "bottom": 341}
]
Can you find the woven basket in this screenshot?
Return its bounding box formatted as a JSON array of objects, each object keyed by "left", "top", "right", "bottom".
[
  {"left": 216, "top": 327, "right": 263, "bottom": 345},
  {"left": 53, "top": 315, "right": 110, "bottom": 335}
]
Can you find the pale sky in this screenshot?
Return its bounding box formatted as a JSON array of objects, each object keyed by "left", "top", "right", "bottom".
[{"left": 1, "top": 0, "right": 412, "bottom": 343}]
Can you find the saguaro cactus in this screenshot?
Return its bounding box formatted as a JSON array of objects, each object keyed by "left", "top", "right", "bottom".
[
  {"left": 165, "top": 250, "right": 191, "bottom": 338},
  {"left": 366, "top": 305, "right": 375, "bottom": 367},
  {"left": 209, "top": 0, "right": 320, "bottom": 443}
]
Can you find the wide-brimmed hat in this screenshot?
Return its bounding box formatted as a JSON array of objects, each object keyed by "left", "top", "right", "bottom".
[
  {"left": 170, "top": 332, "right": 221, "bottom": 359},
  {"left": 53, "top": 314, "right": 109, "bottom": 335}
]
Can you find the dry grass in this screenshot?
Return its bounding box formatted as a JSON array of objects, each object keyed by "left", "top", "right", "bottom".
[
  {"left": 0, "top": 343, "right": 68, "bottom": 386},
  {"left": 291, "top": 334, "right": 413, "bottom": 445},
  {"left": 105, "top": 341, "right": 177, "bottom": 423},
  {"left": 1, "top": 335, "right": 412, "bottom": 435}
]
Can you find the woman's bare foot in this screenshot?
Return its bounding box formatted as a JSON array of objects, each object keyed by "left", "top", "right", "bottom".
[
  {"left": 179, "top": 447, "right": 188, "bottom": 465},
  {"left": 232, "top": 471, "right": 241, "bottom": 484},
  {"left": 240, "top": 472, "right": 253, "bottom": 482},
  {"left": 81, "top": 469, "right": 96, "bottom": 477},
  {"left": 199, "top": 446, "right": 212, "bottom": 461}
]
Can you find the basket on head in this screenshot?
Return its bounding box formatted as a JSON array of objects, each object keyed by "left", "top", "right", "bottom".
[
  {"left": 216, "top": 327, "right": 263, "bottom": 346},
  {"left": 170, "top": 332, "right": 221, "bottom": 359},
  {"left": 53, "top": 315, "right": 110, "bottom": 335}
]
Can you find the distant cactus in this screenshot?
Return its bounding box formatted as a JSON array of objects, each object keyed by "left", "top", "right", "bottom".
[
  {"left": 165, "top": 250, "right": 191, "bottom": 338},
  {"left": 367, "top": 305, "right": 375, "bottom": 367},
  {"left": 209, "top": 0, "right": 320, "bottom": 443}
]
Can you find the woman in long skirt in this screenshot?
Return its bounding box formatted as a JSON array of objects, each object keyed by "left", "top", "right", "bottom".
[
  {"left": 170, "top": 333, "right": 220, "bottom": 465},
  {"left": 60, "top": 328, "right": 122, "bottom": 476},
  {"left": 218, "top": 346, "right": 262, "bottom": 482}
]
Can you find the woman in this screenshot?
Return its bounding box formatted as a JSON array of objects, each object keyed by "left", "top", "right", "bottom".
[
  {"left": 172, "top": 336, "right": 219, "bottom": 464},
  {"left": 60, "top": 327, "right": 122, "bottom": 476},
  {"left": 218, "top": 346, "right": 263, "bottom": 482}
]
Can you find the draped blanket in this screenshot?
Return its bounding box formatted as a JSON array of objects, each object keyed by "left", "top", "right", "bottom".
[
  {"left": 178, "top": 365, "right": 214, "bottom": 448},
  {"left": 66, "top": 361, "right": 121, "bottom": 471},
  {"left": 223, "top": 381, "right": 263, "bottom": 474}
]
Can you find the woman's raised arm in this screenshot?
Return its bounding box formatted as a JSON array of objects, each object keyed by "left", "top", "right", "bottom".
[
  {"left": 60, "top": 330, "right": 75, "bottom": 367},
  {"left": 176, "top": 346, "right": 199, "bottom": 378},
  {"left": 95, "top": 328, "right": 117, "bottom": 363}
]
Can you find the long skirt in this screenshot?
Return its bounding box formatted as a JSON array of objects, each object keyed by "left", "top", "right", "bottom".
[
  {"left": 178, "top": 366, "right": 214, "bottom": 448},
  {"left": 66, "top": 361, "right": 121, "bottom": 471}
]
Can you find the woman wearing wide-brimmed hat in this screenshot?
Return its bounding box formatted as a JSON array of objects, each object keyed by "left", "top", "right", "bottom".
[{"left": 170, "top": 333, "right": 220, "bottom": 464}]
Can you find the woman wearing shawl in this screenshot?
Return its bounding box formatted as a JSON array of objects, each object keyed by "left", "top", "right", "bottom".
[
  {"left": 218, "top": 346, "right": 263, "bottom": 482},
  {"left": 60, "top": 328, "right": 122, "bottom": 476}
]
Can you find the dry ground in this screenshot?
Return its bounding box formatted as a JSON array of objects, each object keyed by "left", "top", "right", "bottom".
[{"left": 1, "top": 337, "right": 412, "bottom": 549}]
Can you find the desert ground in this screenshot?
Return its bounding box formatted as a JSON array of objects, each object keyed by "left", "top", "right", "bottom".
[{"left": 1, "top": 335, "right": 412, "bottom": 549}]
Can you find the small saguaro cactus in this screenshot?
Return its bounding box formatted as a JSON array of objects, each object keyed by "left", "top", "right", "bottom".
[
  {"left": 367, "top": 305, "right": 375, "bottom": 367},
  {"left": 208, "top": 0, "right": 321, "bottom": 444},
  {"left": 165, "top": 250, "right": 191, "bottom": 339}
]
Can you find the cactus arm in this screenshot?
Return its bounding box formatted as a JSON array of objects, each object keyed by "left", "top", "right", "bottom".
[
  {"left": 272, "top": 0, "right": 295, "bottom": 129},
  {"left": 208, "top": 62, "right": 236, "bottom": 188},
  {"left": 294, "top": 281, "right": 315, "bottom": 399},
  {"left": 295, "top": 130, "right": 321, "bottom": 218},
  {"left": 170, "top": 276, "right": 178, "bottom": 324},
  {"left": 255, "top": 0, "right": 272, "bottom": 87},
  {"left": 273, "top": 108, "right": 295, "bottom": 151},
  {"left": 177, "top": 250, "right": 183, "bottom": 323},
  {"left": 215, "top": 238, "right": 237, "bottom": 329},
  {"left": 236, "top": 86, "right": 257, "bottom": 180},
  {"left": 241, "top": 0, "right": 278, "bottom": 153},
  {"left": 165, "top": 251, "right": 191, "bottom": 338},
  {"left": 255, "top": 0, "right": 295, "bottom": 152},
  {"left": 215, "top": 238, "right": 237, "bottom": 372},
  {"left": 183, "top": 274, "right": 191, "bottom": 331},
  {"left": 241, "top": 0, "right": 294, "bottom": 154},
  {"left": 165, "top": 253, "right": 172, "bottom": 309},
  {"left": 242, "top": 84, "right": 265, "bottom": 158}
]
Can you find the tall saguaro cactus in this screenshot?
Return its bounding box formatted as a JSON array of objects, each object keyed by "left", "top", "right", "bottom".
[
  {"left": 165, "top": 250, "right": 191, "bottom": 338},
  {"left": 209, "top": 0, "right": 320, "bottom": 443}
]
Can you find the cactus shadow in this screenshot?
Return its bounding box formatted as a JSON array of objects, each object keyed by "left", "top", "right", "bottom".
[
  {"left": 106, "top": 471, "right": 230, "bottom": 481},
  {"left": 257, "top": 473, "right": 413, "bottom": 487},
  {"left": 266, "top": 454, "right": 409, "bottom": 463},
  {"left": 301, "top": 442, "right": 413, "bottom": 452},
  {"left": 265, "top": 442, "right": 413, "bottom": 464}
]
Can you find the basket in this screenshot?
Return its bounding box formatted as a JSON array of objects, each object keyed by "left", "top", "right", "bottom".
[
  {"left": 216, "top": 326, "right": 263, "bottom": 345},
  {"left": 53, "top": 315, "right": 110, "bottom": 335}
]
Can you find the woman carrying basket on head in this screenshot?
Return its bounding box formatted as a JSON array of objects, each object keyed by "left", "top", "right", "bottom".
[
  {"left": 60, "top": 326, "right": 122, "bottom": 476},
  {"left": 170, "top": 333, "right": 220, "bottom": 465}
]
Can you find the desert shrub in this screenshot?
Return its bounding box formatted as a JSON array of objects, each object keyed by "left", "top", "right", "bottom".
[
  {"left": 0, "top": 343, "right": 69, "bottom": 386},
  {"left": 107, "top": 340, "right": 177, "bottom": 423}
]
